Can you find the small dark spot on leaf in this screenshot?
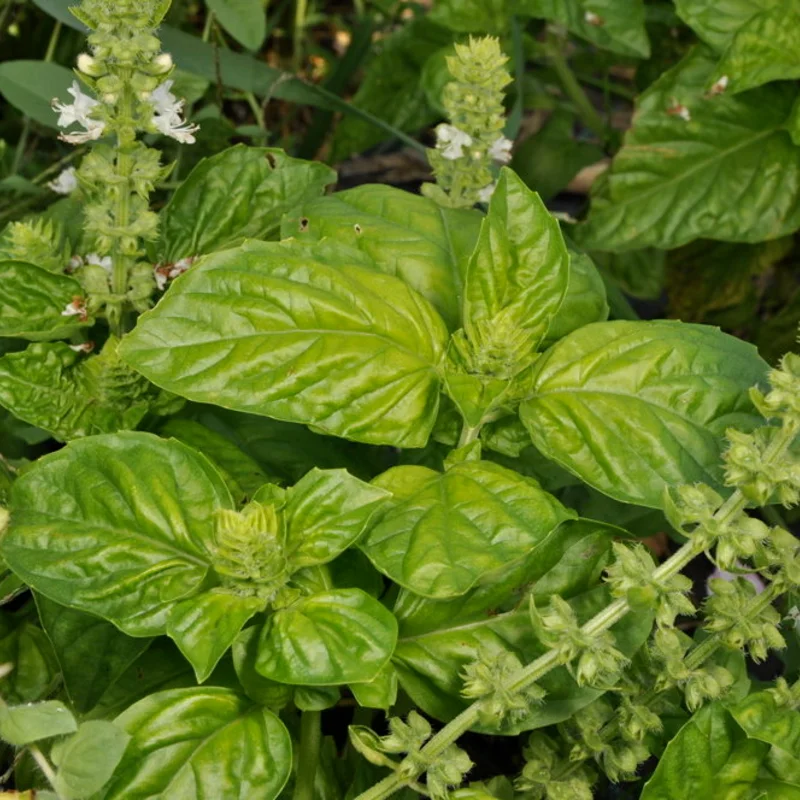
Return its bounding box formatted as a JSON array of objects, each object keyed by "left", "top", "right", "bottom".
[
  {"left": 265, "top": 152, "right": 277, "bottom": 168},
  {"left": 354, "top": 223, "right": 363, "bottom": 235},
  {"left": 299, "top": 217, "right": 310, "bottom": 232}
]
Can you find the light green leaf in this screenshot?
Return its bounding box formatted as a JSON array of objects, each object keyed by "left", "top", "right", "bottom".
[
  {"left": 255, "top": 589, "right": 398, "bottom": 685},
  {"left": 158, "top": 145, "right": 335, "bottom": 263},
  {"left": 709, "top": 7, "right": 800, "bottom": 94},
  {"left": 519, "top": 320, "right": 767, "bottom": 508},
  {"left": 577, "top": 47, "right": 800, "bottom": 251},
  {"left": 361, "top": 461, "right": 574, "bottom": 599},
  {"left": 0, "top": 261, "right": 90, "bottom": 340},
  {"left": 0, "top": 61, "right": 75, "bottom": 128},
  {"left": 35, "top": 595, "right": 151, "bottom": 714},
  {"left": 283, "top": 184, "right": 482, "bottom": 330},
  {"left": 518, "top": 0, "right": 650, "bottom": 57},
  {"left": 283, "top": 468, "right": 390, "bottom": 570},
  {"left": 730, "top": 690, "right": 800, "bottom": 758},
  {"left": 293, "top": 685, "right": 340, "bottom": 711},
  {"left": 542, "top": 247, "right": 608, "bottom": 347},
  {"left": 1, "top": 432, "right": 232, "bottom": 636},
  {"left": 463, "top": 168, "right": 570, "bottom": 350},
  {"left": 120, "top": 240, "right": 449, "bottom": 448},
  {"left": 231, "top": 627, "right": 293, "bottom": 710},
  {"left": 166, "top": 591, "right": 265, "bottom": 683},
  {"left": 206, "top": 0, "right": 266, "bottom": 51},
  {"left": 0, "top": 339, "right": 178, "bottom": 442},
  {"left": 350, "top": 662, "right": 398, "bottom": 710},
  {"left": 0, "top": 700, "right": 77, "bottom": 746},
  {"left": 106, "top": 688, "right": 292, "bottom": 799},
  {"left": 51, "top": 721, "right": 130, "bottom": 800},
  {"left": 674, "top": 0, "right": 787, "bottom": 52},
  {"left": 640, "top": 702, "right": 768, "bottom": 799}
]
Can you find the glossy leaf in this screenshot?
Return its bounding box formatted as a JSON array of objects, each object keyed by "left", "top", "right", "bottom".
[
  {"left": 463, "top": 168, "right": 570, "bottom": 350},
  {"left": 206, "top": 0, "right": 266, "bottom": 50},
  {"left": 0, "top": 700, "right": 77, "bottom": 746},
  {"left": 361, "top": 461, "right": 574, "bottom": 599},
  {"left": 350, "top": 663, "right": 398, "bottom": 711},
  {"left": 231, "top": 627, "right": 293, "bottom": 710},
  {"left": 106, "top": 688, "right": 292, "bottom": 799},
  {"left": 518, "top": 0, "right": 650, "bottom": 57},
  {"left": 283, "top": 468, "right": 390, "bottom": 570},
  {"left": 35, "top": 595, "right": 151, "bottom": 714},
  {"left": 0, "top": 261, "right": 89, "bottom": 340},
  {"left": 0, "top": 61, "right": 74, "bottom": 128},
  {"left": 283, "top": 184, "right": 482, "bottom": 330},
  {"left": 0, "top": 615, "right": 59, "bottom": 705},
  {"left": 255, "top": 589, "right": 397, "bottom": 685},
  {"left": 1, "top": 432, "right": 232, "bottom": 636},
  {"left": 158, "top": 145, "right": 335, "bottom": 263},
  {"left": 51, "top": 721, "right": 130, "bottom": 800},
  {"left": 520, "top": 320, "right": 767, "bottom": 508},
  {"left": 730, "top": 689, "right": 800, "bottom": 757},
  {"left": 577, "top": 48, "right": 800, "bottom": 251},
  {"left": 640, "top": 702, "right": 768, "bottom": 799},
  {"left": 709, "top": 6, "right": 800, "bottom": 94},
  {"left": 674, "top": 0, "right": 786, "bottom": 52},
  {"left": 120, "top": 240, "right": 449, "bottom": 448}
]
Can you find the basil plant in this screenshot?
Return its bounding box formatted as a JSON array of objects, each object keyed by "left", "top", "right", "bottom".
[{"left": 1, "top": 2, "right": 799, "bottom": 800}]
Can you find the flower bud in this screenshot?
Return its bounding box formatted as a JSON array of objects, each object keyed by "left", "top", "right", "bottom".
[
  {"left": 151, "top": 53, "right": 173, "bottom": 74},
  {"left": 77, "top": 53, "right": 105, "bottom": 77}
]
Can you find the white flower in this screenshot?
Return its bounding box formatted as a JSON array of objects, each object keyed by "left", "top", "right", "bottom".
[
  {"left": 86, "top": 253, "right": 112, "bottom": 272},
  {"left": 47, "top": 167, "right": 79, "bottom": 195},
  {"left": 69, "top": 341, "right": 94, "bottom": 354},
  {"left": 436, "top": 124, "right": 472, "bottom": 160},
  {"left": 61, "top": 297, "right": 88, "bottom": 321},
  {"left": 154, "top": 256, "right": 196, "bottom": 290},
  {"left": 489, "top": 136, "right": 513, "bottom": 164},
  {"left": 149, "top": 80, "right": 199, "bottom": 144},
  {"left": 667, "top": 98, "right": 691, "bottom": 121},
  {"left": 478, "top": 182, "right": 496, "bottom": 203},
  {"left": 584, "top": 10, "right": 604, "bottom": 26},
  {"left": 708, "top": 75, "right": 729, "bottom": 96},
  {"left": 52, "top": 81, "right": 106, "bottom": 144}
]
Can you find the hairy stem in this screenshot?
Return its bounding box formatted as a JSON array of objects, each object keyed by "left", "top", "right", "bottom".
[{"left": 29, "top": 745, "right": 62, "bottom": 798}]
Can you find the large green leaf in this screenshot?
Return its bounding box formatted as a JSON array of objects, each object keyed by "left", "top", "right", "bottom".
[
  {"left": 206, "top": 0, "right": 266, "bottom": 51},
  {"left": 158, "top": 145, "right": 335, "bottom": 263},
  {"left": 463, "top": 168, "right": 570, "bottom": 350},
  {"left": 429, "top": 0, "right": 512, "bottom": 33},
  {"left": 393, "top": 585, "right": 651, "bottom": 733},
  {"left": 0, "top": 261, "right": 90, "bottom": 340},
  {"left": 730, "top": 690, "right": 800, "bottom": 758},
  {"left": 361, "top": 461, "right": 574, "bottom": 599},
  {"left": 283, "top": 185, "right": 482, "bottom": 330},
  {"left": 0, "top": 61, "right": 75, "bottom": 128},
  {"left": 674, "top": 0, "right": 787, "bottom": 52},
  {"left": 35, "top": 595, "right": 151, "bottom": 714},
  {"left": 106, "top": 688, "right": 292, "bottom": 799},
  {"left": 519, "top": 320, "right": 767, "bottom": 508},
  {"left": 640, "top": 702, "right": 769, "bottom": 799},
  {"left": 518, "top": 0, "right": 650, "bottom": 58},
  {"left": 120, "top": 240, "right": 449, "bottom": 448},
  {"left": 708, "top": 6, "right": 800, "bottom": 94},
  {"left": 0, "top": 700, "right": 77, "bottom": 746},
  {"left": 1, "top": 432, "right": 231, "bottom": 636},
  {"left": 0, "top": 340, "right": 177, "bottom": 442},
  {"left": 577, "top": 47, "right": 800, "bottom": 251},
  {"left": 255, "top": 589, "right": 398, "bottom": 685}
]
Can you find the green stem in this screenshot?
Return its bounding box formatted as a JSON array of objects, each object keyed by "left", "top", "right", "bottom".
[
  {"left": 202, "top": 9, "right": 215, "bottom": 42},
  {"left": 457, "top": 422, "right": 482, "bottom": 448},
  {"left": 293, "top": 0, "right": 308, "bottom": 73},
  {"left": 545, "top": 30, "right": 605, "bottom": 142},
  {"left": 29, "top": 745, "right": 62, "bottom": 798},
  {"left": 44, "top": 20, "right": 62, "bottom": 62},
  {"left": 292, "top": 710, "right": 322, "bottom": 800}
]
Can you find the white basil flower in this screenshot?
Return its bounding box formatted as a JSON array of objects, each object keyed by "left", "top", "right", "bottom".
[
  {"left": 436, "top": 124, "right": 473, "bottom": 160},
  {"left": 149, "top": 80, "right": 199, "bottom": 144},
  {"left": 489, "top": 136, "right": 513, "bottom": 164},
  {"left": 47, "top": 167, "right": 79, "bottom": 195},
  {"left": 52, "top": 81, "right": 106, "bottom": 144},
  {"left": 478, "top": 182, "right": 497, "bottom": 203},
  {"left": 86, "top": 253, "right": 113, "bottom": 272}
]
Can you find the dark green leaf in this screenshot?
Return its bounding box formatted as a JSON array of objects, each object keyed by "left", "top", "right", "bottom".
[
  {"left": 231, "top": 627, "right": 293, "bottom": 710},
  {"left": 591, "top": 248, "right": 665, "bottom": 301},
  {"left": 206, "top": 0, "right": 266, "bottom": 51},
  {"left": 0, "top": 615, "right": 59, "bottom": 704},
  {"left": 429, "top": 0, "right": 512, "bottom": 33},
  {"left": 0, "top": 61, "right": 75, "bottom": 128}
]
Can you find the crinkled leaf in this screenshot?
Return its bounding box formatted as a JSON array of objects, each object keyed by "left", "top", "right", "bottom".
[
  {"left": 640, "top": 702, "right": 768, "bottom": 799},
  {"left": 255, "top": 589, "right": 397, "bottom": 685},
  {"left": 730, "top": 690, "right": 800, "bottom": 758},
  {"left": 283, "top": 468, "right": 390, "bottom": 570},
  {"left": 120, "top": 240, "right": 448, "bottom": 448},
  {"left": 393, "top": 585, "right": 651, "bottom": 733},
  {"left": 166, "top": 591, "right": 265, "bottom": 683},
  {"left": 361, "top": 461, "right": 574, "bottom": 599},
  {"left": 0, "top": 700, "right": 77, "bottom": 746},
  {"left": 674, "top": 0, "right": 787, "bottom": 52},
  {"left": 206, "top": 0, "right": 266, "bottom": 50},
  {"left": 106, "top": 688, "right": 292, "bottom": 800},
  {"left": 1, "top": 432, "right": 232, "bottom": 636},
  {"left": 520, "top": 320, "right": 767, "bottom": 508},
  {"left": 577, "top": 48, "right": 800, "bottom": 251},
  {"left": 35, "top": 594, "right": 151, "bottom": 714},
  {"left": 518, "top": 0, "right": 650, "bottom": 57},
  {"left": 0, "top": 61, "right": 74, "bottom": 128},
  {"left": 0, "top": 340, "right": 178, "bottom": 442},
  {"left": 709, "top": 7, "right": 800, "bottom": 94},
  {"left": 0, "top": 261, "right": 90, "bottom": 340},
  {"left": 158, "top": 145, "right": 335, "bottom": 263},
  {"left": 463, "top": 168, "right": 570, "bottom": 349},
  {"left": 51, "top": 721, "right": 130, "bottom": 800},
  {"left": 232, "top": 627, "right": 293, "bottom": 710},
  {"left": 283, "top": 185, "right": 482, "bottom": 330}
]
